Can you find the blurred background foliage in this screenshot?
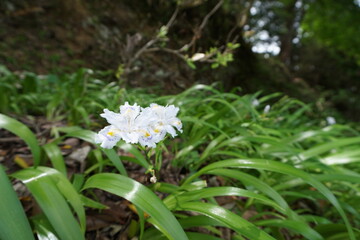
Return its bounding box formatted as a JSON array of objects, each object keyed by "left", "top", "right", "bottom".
[{"left": 0, "top": 0, "right": 359, "bottom": 120}]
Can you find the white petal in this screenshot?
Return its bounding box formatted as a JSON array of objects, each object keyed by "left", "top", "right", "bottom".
[
  {"left": 95, "top": 126, "right": 121, "bottom": 149},
  {"left": 171, "top": 118, "right": 183, "bottom": 132},
  {"left": 165, "top": 105, "right": 179, "bottom": 118},
  {"left": 100, "top": 109, "right": 121, "bottom": 126},
  {"left": 120, "top": 102, "right": 140, "bottom": 118},
  {"left": 264, "top": 105, "right": 271, "bottom": 114},
  {"left": 165, "top": 125, "right": 177, "bottom": 137}
]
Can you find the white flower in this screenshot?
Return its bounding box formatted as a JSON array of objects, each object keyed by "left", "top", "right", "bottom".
[
  {"left": 148, "top": 103, "right": 183, "bottom": 137},
  {"left": 100, "top": 102, "right": 141, "bottom": 144},
  {"left": 264, "top": 105, "right": 271, "bottom": 114},
  {"left": 326, "top": 116, "right": 336, "bottom": 125},
  {"left": 95, "top": 102, "right": 182, "bottom": 149},
  {"left": 252, "top": 99, "right": 260, "bottom": 107}
]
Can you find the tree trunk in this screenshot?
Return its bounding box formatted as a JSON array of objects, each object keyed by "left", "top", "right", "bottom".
[{"left": 279, "top": 0, "right": 297, "bottom": 66}]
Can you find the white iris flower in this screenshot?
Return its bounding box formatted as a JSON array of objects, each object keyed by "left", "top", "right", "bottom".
[{"left": 95, "top": 102, "right": 182, "bottom": 149}]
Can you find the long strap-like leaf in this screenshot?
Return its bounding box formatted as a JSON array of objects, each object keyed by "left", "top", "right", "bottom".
[
  {"left": 82, "top": 173, "right": 189, "bottom": 240},
  {"left": 0, "top": 114, "right": 41, "bottom": 166},
  {"left": 0, "top": 165, "right": 35, "bottom": 240}
]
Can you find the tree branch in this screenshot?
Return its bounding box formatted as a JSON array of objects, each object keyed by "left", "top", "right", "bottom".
[
  {"left": 179, "top": 0, "right": 224, "bottom": 52},
  {"left": 126, "top": 6, "right": 180, "bottom": 70}
]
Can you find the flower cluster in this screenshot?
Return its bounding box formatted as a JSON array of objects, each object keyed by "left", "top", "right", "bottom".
[{"left": 95, "top": 102, "right": 182, "bottom": 149}]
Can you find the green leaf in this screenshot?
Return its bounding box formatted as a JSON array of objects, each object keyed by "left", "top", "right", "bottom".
[
  {"left": 299, "top": 137, "right": 360, "bottom": 161},
  {"left": 61, "top": 128, "right": 96, "bottom": 144},
  {"left": 82, "top": 173, "right": 188, "bottom": 240},
  {"left": 80, "top": 195, "right": 108, "bottom": 209},
  {"left": 13, "top": 167, "right": 85, "bottom": 240},
  {"left": 186, "top": 59, "right": 197, "bottom": 69},
  {"left": 120, "top": 143, "right": 150, "bottom": 168},
  {"left": 179, "top": 215, "right": 225, "bottom": 229},
  {"left": 146, "top": 231, "right": 223, "bottom": 240},
  {"left": 193, "top": 169, "right": 291, "bottom": 216},
  {"left": 183, "top": 159, "right": 355, "bottom": 240},
  {"left": 314, "top": 224, "right": 360, "bottom": 239},
  {"left": 102, "top": 148, "right": 128, "bottom": 176},
  {"left": 177, "top": 202, "right": 275, "bottom": 240},
  {"left": 43, "top": 142, "right": 67, "bottom": 176},
  {"left": 0, "top": 165, "right": 35, "bottom": 240},
  {"left": 319, "top": 148, "right": 360, "bottom": 165},
  {"left": 31, "top": 214, "right": 60, "bottom": 240},
  {"left": 185, "top": 232, "right": 223, "bottom": 240},
  {"left": 59, "top": 127, "right": 128, "bottom": 174},
  {"left": 255, "top": 219, "right": 323, "bottom": 240},
  {"left": 164, "top": 186, "right": 284, "bottom": 213},
  {"left": 0, "top": 114, "right": 41, "bottom": 166}
]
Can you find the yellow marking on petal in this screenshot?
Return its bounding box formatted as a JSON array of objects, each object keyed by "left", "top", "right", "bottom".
[
  {"left": 145, "top": 132, "right": 151, "bottom": 137},
  {"left": 108, "top": 131, "right": 115, "bottom": 136},
  {"left": 154, "top": 129, "right": 160, "bottom": 133}
]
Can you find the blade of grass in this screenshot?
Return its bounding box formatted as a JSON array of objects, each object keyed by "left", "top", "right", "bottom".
[
  {"left": 0, "top": 165, "right": 35, "bottom": 240},
  {"left": 119, "top": 143, "right": 149, "bottom": 169},
  {"left": 59, "top": 127, "right": 128, "bottom": 174},
  {"left": 255, "top": 219, "right": 323, "bottom": 240},
  {"left": 183, "top": 159, "right": 355, "bottom": 240},
  {"left": 0, "top": 114, "right": 41, "bottom": 166},
  {"left": 82, "top": 173, "right": 188, "bottom": 240},
  {"left": 80, "top": 195, "right": 108, "bottom": 209},
  {"left": 299, "top": 137, "right": 360, "bottom": 161},
  {"left": 102, "top": 148, "right": 128, "bottom": 176},
  {"left": 177, "top": 202, "right": 275, "bottom": 240},
  {"left": 43, "top": 142, "right": 67, "bottom": 176},
  {"left": 35, "top": 167, "right": 86, "bottom": 231},
  {"left": 31, "top": 214, "right": 60, "bottom": 240},
  {"left": 164, "top": 186, "right": 284, "bottom": 213},
  {"left": 13, "top": 167, "right": 85, "bottom": 239}
]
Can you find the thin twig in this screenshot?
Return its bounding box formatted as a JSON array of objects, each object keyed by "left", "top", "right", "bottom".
[
  {"left": 226, "top": 0, "right": 254, "bottom": 43},
  {"left": 165, "top": 6, "right": 179, "bottom": 29},
  {"left": 226, "top": 24, "right": 239, "bottom": 44},
  {"left": 125, "top": 0, "right": 226, "bottom": 73},
  {"left": 181, "top": 0, "right": 224, "bottom": 52},
  {"left": 146, "top": 47, "right": 187, "bottom": 60},
  {"left": 199, "top": 0, "right": 224, "bottom": 31},
  {"left": 126, "top": 7, "right": 180, "bottom": 69},
  {"left": 0, "top": 137, "right": 23, "bottom": 142}
]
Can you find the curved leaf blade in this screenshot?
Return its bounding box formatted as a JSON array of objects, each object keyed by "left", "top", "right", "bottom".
[
  {"left": 178, "top": 202, "right": 275, "bottom": 240},
  {"left": 256, "top": 219, "right": 323, "bottom": 240},
  {"left": 164, "top": 186, "right": 284, "bottom": 213},
  {"left": 13, "top": 168, "right": 85, "bottom": 240},
  {"left": 43, "top": 142, "right": 67, "bottom": 176},
  {"left": 59, "top": 128, "right": 129, "bottom": 174},
  {"left": 0, "top": 165, "right": 35, "bottom": 240},
  {"left": 184, "top": 158, "right": 355, "bottom": 240},
  {"left": 0, "top": 114, "right": 41, "bottom": 166},
  {"left": 82, "top": 173, "right": 188, "bottom": 240}
]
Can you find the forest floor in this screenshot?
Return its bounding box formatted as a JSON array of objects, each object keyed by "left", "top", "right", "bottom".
[{"left": 0, "top": 116, "right": 193, "bottom": 239}]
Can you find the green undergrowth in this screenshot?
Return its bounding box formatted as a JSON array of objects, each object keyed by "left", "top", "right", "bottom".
[
  {"left": 0, "top": 65, "right": 155, "bottom": 126},
  {"left": 0, "top": 67, "right": 360, "bottom": 239}
]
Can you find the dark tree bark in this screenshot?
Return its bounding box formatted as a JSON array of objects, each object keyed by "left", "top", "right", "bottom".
[
  {"left": 55, "top": 0, "right": 88, "bottom": 22},
  {"left": 279, "top": 0, "right": 297, "bottom": 66}
]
